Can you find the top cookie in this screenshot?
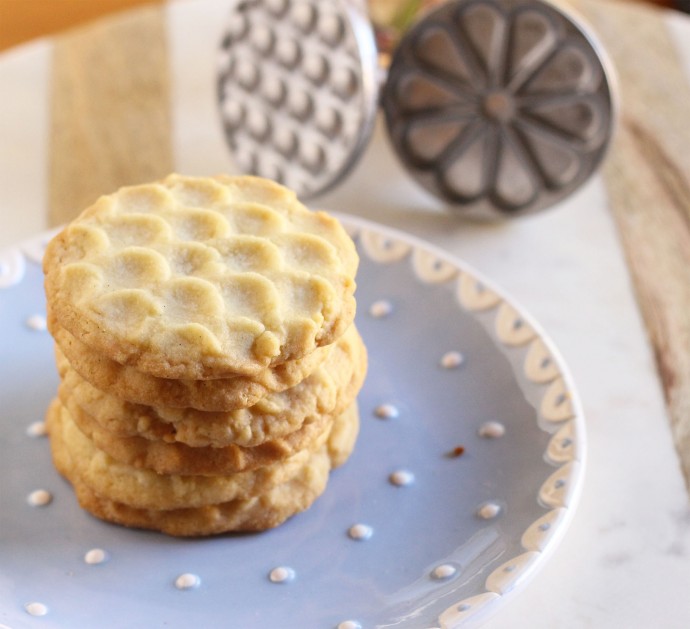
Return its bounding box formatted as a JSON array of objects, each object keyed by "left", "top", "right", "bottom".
[{"left": 44, "top": 175, "right": 358, "bottom": 379}]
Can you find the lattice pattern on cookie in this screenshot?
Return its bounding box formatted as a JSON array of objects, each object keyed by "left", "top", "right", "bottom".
[{"left": 44, "top": 175, "right": 358, "bottom": 379}]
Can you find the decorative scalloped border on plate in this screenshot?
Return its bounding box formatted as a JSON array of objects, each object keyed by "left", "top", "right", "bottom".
[{"left": 340, "top": 214, "right": 585, "bottom": 629}]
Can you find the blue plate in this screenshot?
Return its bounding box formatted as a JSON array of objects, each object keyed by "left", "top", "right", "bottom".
[{"left": 0, "top": 217, "right": 584, "bottom": 628}]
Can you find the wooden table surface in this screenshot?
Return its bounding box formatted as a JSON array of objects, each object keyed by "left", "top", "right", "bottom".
[{"left": 567, "top": 0, "right": 690, "bottom": 490}]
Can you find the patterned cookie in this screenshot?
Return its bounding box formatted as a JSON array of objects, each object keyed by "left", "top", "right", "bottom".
[
  {"left": 65, "top": 393, "right": 335, "bottom": 476},
  {"left": 47, "top": 398, "right": 357, "bottom": 511},
  {"left": 58, "top": 325, "right": 366, "bottom": 449},
  {"left": 44, "top": 174, "right": 358, "bottom": 379},
  {"left": 67, "top": 461, "right": 330, "bottom": 536},
  {"left": 47, "top": 399, "right": 324, "bottom": 509},
  {"left": 51, "top": 318, "right": 331, "bottom": 411}
]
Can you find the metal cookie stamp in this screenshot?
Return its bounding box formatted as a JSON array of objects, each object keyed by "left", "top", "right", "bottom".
[
  {"left": 382, "top": 0, "right": 616, "bottom": 217},
  {"left": 217, "top": 0, "right": 379, "bottom": 200},
  {"left": 217, "top": 0, "right": 616, "bottom": 218}
]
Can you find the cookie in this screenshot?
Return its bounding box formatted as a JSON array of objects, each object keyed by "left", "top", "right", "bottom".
[
  {"left": 47, "top": 398, "right": 357, "bottom": 510},
  {"left": 51, "top": 318, "right": 331, "bottom": 411},
  {"left": 47, "top": 400, "right": 359, "bottom": 535},
  {"left": 64, "top": 392, "right": 335, "bottom": 476},
  {"left": 44, "top": 174, "right": 358, "bottom": 379},
  {"left": 66, "top": 462, "right": 330, "bottom": 536},
  {"left": 58, "top": 325, "right": 366, "bottom": 449}
]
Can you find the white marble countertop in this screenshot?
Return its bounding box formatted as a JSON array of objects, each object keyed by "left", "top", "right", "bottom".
[{"left": 1, "top": 1, "right": 689, "bottom": 626}]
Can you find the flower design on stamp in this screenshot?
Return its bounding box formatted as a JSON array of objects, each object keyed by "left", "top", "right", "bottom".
[{"left": 383, "top": 0, "right": 614, "bottom": 216}]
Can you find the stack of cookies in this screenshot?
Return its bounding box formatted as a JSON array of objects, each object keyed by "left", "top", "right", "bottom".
[{"left": 43, "top": 174, "right": 366, "bottom": 537}]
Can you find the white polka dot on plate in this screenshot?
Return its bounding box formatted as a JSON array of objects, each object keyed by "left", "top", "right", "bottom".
[
  {"left": 431, "top": 564, "right": 457, "bottom": 580},
  {"left": 27, "top": 489, "right": 52, "bottom": 507},
  {"left": 389, "top": 470, "right": 414, "bottom": 487},
  {"left": 374, "top": 404, "right": 399, "bottom": 419},
  {"left": 84, "top": 548, "right": 109, "bottom": 565},
  {"left": 24, "top": 602, "right": 48, "bottom": 616},
  {"left": 25, "top": 314, "right": 47, "bottom": 331},
  {"left": 175, "top": 573, "right": 201, "bottom": 590},
  {"left": 369, "top": 299, "right": 392, "bottom": 318},
  {"left": 476, "top": 501, "right": 501, "bottom": 519},
  {"left": 269, "top": 566, "right": 295, "bottom": 583},
  {"left": 478, "top": 421, "right": 506, "bottom": 439},
  {"left": 26, "top": 421, "right": 47, "bottom": 437},
  {"left": 348, "top": 524, "right": 373, "bottom": 541},
  {"left": 440, "top": 351, "right": 463, "bottom": 368}
]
